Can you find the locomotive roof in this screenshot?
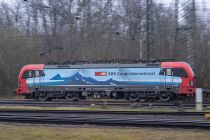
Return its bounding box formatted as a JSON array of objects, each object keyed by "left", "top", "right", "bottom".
[{"left": 44, "top": 63, "right": 160, "bottom": 69}]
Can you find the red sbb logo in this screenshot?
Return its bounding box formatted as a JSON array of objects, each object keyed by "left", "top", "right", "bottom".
[{"left": 95, "top": 72, "right": 107, "bottom": 76}]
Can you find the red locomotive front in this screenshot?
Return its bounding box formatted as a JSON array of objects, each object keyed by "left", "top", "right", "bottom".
[
  {"left": 161, "top": 62, "right": 196, "bottom": 96},
  {"left": 15, "top": 64, "right": 44, "bottom": 96}
]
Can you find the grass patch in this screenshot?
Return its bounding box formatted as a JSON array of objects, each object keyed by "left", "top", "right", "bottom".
[
  {"left": 0, "top": 96, "right": 24, "bottom": 100},
  {"left": 0, "top": 105, "right": 209, "bottom": 112},
  {"left": 0, "top": 123, "right": 210, "bottom": 140},
  {"left": 0, "top": 105, "right": 178, "bottom": 111}
]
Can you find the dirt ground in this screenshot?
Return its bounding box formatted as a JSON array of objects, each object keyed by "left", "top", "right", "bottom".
[{"left": 0, "top": 123, "right": 210, "bottom": 140}]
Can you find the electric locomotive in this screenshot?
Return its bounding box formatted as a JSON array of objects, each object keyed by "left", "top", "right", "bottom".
[{"left": 15, "top": 60, "right": 196, "bottom": 102}]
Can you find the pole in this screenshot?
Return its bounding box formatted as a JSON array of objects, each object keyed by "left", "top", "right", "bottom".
[
  {"left": 191, "top": 0, "right": 196, "bottom": 69},
  {"left": 146, "top": 0, "right": 153, "bottom": 61},
  {"left": 173, "top": 0, "right": 179, "bottom": 58}
]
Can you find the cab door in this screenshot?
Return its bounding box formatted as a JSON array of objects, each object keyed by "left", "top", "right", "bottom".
[
  {"left": 39, "top": 70, "right": 45, "bottom": 90},
  {"left": 20, "top": 70, "right": 33, "bottom": 93},
  {"left": 165, "top": 68, "right": 174, "bottom": 88},
  {"left": 33, "top": 70, "right": 41, "bottom": 90}
]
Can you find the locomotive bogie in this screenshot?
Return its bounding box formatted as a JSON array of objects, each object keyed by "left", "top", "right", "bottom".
[{"left": 25, "top": 88, "right": 177, "bottom": 102}]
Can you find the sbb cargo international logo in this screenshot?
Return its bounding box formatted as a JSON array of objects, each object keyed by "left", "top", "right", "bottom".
[{"left": 95, "top": 72, "right": 107, "bottom": 76}]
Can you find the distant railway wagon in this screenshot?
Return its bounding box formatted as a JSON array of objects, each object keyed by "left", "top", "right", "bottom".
[{"left": 15, "top": 61, "right": 196, "bottom": 102}]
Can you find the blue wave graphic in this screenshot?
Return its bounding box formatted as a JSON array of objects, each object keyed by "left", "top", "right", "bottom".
[{"left": 47, "top": 72, "right": 175, "bottom": 86}]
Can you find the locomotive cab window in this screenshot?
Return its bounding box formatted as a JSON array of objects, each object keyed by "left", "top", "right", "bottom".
[
  {"left": 159, "top": 69, "right": 165, "bottom": 75},
  {"left": 39, "top": 70, "right": 45, "bottom": 76},
  {"left": 22, "top": 70, "right": 45, "bottom": 79},
  {"left": 35, "top": 71, "right": 39, "bottom": 77},
  {"left": 159, "top": 68, "right": 172, "bottom": 76},
  {"left": 22, "top": 70, "right": 34, "bottom": 79},
  {"left": 34, "top": 70, "right": 45, "bottom": 77},
  {"left": 166, "top": 69, "right": 172, "bottom": 76},
  {"left": 173, "top": 68, "right": 188, "bottom": 78}
]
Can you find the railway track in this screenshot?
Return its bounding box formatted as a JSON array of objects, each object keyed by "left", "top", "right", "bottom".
[
  {"left": 0, "top": 99, "right": 209, "bottom": 108},
  {"left": 0, "top": 109, "right": 209, "bottom": 129},
  {"left": 0, "top": 109, "right": 209, "bottom": 115}
]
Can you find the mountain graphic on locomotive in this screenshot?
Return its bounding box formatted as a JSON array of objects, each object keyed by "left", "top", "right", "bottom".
[{"left": 15, "top": 60, "right": 196, "bottom": 102}]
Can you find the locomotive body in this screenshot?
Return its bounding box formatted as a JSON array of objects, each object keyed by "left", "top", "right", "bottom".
[{"left": 15, "top": 61, "right": 196, "bottom": 101}]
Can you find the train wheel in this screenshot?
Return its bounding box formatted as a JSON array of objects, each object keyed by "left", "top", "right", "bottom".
[
  {"left": 38, "top": 93, "right": 49, "bottom": 101},
  {"left": 65, "top": 92, "right": 79, "bottom": 101},
  {"left": 128, "top": 92, "right": 139, "bottom": 102},
  {"left": 159, "top": 91, "right": 171, "bottom": 102}
]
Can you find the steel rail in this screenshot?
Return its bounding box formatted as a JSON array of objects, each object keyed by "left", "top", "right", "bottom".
[
  {"left": 0, "top": 100, "right": 209, "bottom": 107},
  {"left": 0, "top": 109, "right": 209, "bottom": 115},
  {"left": 0, "top": 111, "right": 209, "bottom": 129}
]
